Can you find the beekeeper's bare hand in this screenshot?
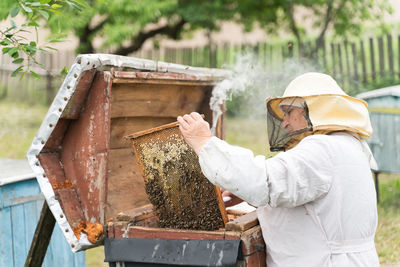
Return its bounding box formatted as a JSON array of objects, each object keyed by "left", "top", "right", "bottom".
[{"left": 177, "top": 112, "right": 212, "bottom": 155}]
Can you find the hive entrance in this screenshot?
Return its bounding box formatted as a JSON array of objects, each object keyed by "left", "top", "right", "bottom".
[{"left": 128, "top": 123, "right": 227, "bottom": 231}]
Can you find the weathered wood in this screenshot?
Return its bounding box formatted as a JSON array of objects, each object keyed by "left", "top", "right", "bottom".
[
  {"left": 225, "top": 211, "right": 259, "bottom": 232},
  {"left": 123, "top": 226, "right": 233, "bottom": 240},
  {"left": 387, "top": 34, "right": 394, "bottom": 77},
  {"left": 106, "top": 147, "right": 150, "bottom": 219},
  {"left": 110, "top": 83, "right": 207, "bottom": 119},
  {"left": 61, "top": 70, "right": 97, "bottom": 119},
  {"left": 398, "top": 35, "right": 400, "bottom": 78},
  {"left": 337, "top": 43, "right": 344, "bottom": 84},
  {"left": 240, "top": 225, "right": 265, "bottom": 256},
  {"left": 242, "top": 250, "right": 266, "bottom": 267},
  {"left": 351, "top": 43, "right": 359, "bottom": 84},
  {"left": 61, "top": 71, "right": 112, "bottom": 229},
  {"left": 110, "top": 117, "right": 176, "bottom": 149},
  {"left": 116, "top": 204, "right": 153, "bottom": 222},
  {"left": 42, "top": 119, "right": 70, "bottom": 153},
  {"left": 360, "top": 40, "right": 367, "bottom": 84},
  {"left": 321, "top": 38, "right": 327, "bottom": 69},
  {"left": 378, "top": 36, "right": 385, "bottom": 76},
  {"left": 369, "top": 37, "right": 376, "bottom": 81},
  {"left": 330, "top": 43, "right": 336, "bottom": 76},
  {"left": 24, "top": 201, "right": 55, "bottom": 267},
  {"left": 344, "top": 40, "right": 351, "bottom": 83}
]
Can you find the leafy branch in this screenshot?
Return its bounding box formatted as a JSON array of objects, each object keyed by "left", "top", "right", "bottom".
[{"left": 0, "top": 0, "right": 87, "bottom": 78}]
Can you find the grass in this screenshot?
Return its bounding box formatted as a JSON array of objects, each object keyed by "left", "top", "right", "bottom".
[
  {"left": 0, "top": 100, "right": 48, "bottom": 159},
  {"left": 1, "top": 102, "right": 399, "bottom": 265}
]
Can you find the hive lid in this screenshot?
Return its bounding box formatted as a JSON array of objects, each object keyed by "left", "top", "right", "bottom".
[
  {"left": 26, "top": 54, "right": 229, "bottom": 252},
  {"left": 0, "top": 159, "right": 35, "bottom": 186}
]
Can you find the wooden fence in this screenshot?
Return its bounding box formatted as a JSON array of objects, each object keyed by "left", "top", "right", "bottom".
[
  {"left": 1, "top": 33, "right": 400, "bottom": 104},
  {"left": 134, "top": 34, "right": 400, "bottom": 95},
  {"left": 0, "top": 50, "right": 75, "bottom": 105}
]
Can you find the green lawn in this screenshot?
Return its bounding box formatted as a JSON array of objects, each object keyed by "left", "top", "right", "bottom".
[{"left": 1, "top": 101, "right": 399, "bottom": 265}]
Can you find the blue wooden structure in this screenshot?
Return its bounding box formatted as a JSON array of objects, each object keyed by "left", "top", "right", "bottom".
[
  {"left": 357, "top": 85, "right": 400, "bottom": 173},
  {"left": 0, "top": 159, "right": 86, "bottom": 267}
]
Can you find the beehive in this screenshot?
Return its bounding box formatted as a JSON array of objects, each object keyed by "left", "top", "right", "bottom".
[
  {"left": 127, "top": 122, "right": 227, "bottom": 231},
  {"left": 27, "top": 54, "right": 229, "bottom": 251},
  {"left": 27, "top": 55, "right": 267, "bottom": 267}
]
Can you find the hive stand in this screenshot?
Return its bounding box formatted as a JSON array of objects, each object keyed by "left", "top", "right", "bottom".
[{"left": 24, "top": 202, "right": 55, "bottom": 267}]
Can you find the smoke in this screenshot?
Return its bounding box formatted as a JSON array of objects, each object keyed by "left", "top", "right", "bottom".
[{"left": 210, "top": 53, "right": 322, "bottom": 134}]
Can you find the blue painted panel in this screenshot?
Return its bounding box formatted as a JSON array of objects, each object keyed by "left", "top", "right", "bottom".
[
  {"left": 369, "top": 112, "right": 400, "bottom": 173},
  {"left": 365, "top": 95, "right": 400, "bottom": 108},
  {"left": 0, "top": 206, "right": 13, "bottom": 267},
  {"left": 0, "top": 178, "right": 86, "bottom": 267},
  {"left": 12, "top": 204, "right": 27, "bottom": 267},
  {"left": 1, "top": 179, "right": 42, "bottom": 208}
]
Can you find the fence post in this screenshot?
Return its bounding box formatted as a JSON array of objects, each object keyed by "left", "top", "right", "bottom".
[
  {"left": 360, "top": 40, "right": 367, "bottom": 84},
  {"left": 369, "top": 37, "right": 376, "bottom": 81},
  {"left": 337, "top": 43, "right": 344, "bottom": 85},
  {"left": 398, "top": 35, "right": 400, "bottom": 78},
  {"left": 351, "top": 42, "right": 359, "bottom": 90},
  {"left": 46, "top": 53, "right": 54, "bottom": 105},
  {"left": 387, "top": 34, "right": 394, "bottom": 77},
  {"left": 288, "top": 42, "right": 294, "bottom": 58},
  {"left": 378, "top": 36, "right": 385, "bottom": 77},
  {"left": 330, "top": 43, "right": 336, "bottom": 76},
  {"left": 344, "top": 40, "right": 351, "bottom": 88}
]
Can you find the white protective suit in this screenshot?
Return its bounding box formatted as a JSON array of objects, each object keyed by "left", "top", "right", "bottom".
[
  {"left": 199, "top": 133, "right": 379, "bottom": 267},
  {"left": 198, "top": 73, "right": 379, "bottom": 266}
]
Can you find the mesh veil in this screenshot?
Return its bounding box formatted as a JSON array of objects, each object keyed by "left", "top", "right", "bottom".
[{"left": 266, "top": 97, "right": 313, "bottom": 151}]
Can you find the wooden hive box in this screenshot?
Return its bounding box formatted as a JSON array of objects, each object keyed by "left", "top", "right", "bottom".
[{"left": 27, "top": 54, "right": 266, "bottom": 266}]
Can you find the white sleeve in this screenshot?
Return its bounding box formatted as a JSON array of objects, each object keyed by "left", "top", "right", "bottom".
[
  {"left": 266, "top": 136, "right": 333, "bottom": 208},
  {"left": 198, "top": 137, "right": 269, "bottom": 207},
  {"left": 198, "top": 136, "right": 333, "bottom": 208}
]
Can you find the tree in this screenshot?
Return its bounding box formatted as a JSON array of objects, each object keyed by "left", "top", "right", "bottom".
[
  {"left": 3, "top": 0, "right": 393, "bottom": 62},
  {"left": 0, "top": 0, "right": 86, "bottom": 76},
  {"left": 232, "top": 0, "right": 393, "bottom": 57},
  {"left": 46, "top": 0, "right": 236, "bottom": 55}
]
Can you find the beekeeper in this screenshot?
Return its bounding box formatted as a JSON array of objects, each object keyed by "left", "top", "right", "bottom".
[{"left": 177, "top": 72, "right": 379, "bottom": 267}]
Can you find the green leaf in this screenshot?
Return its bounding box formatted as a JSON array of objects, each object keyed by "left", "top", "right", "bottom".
[
  {"left": 51, "top": 3, "right": 63, "bottom": 9},
  {"left": 11, "top": 66, "right": 23, "bottom": 77},
  {"left": 60, "top": 66, "right": 69, "bottom": 76},
  {"left": 38, "top": 10, "right": 49, "bottom": 20},
  {"left": 30, "top": 70, "right": 40, "bottom": 79},
  {"left": 44, "top": 46, "right": 58, "bottom": 51},
  {"left": 48, "top": 9, "right": 62, "bottom": 15},
  {"left": 0, "top": 39, "right": 12, "bottom": 45},
  {"left": 11, "top": 6, "right": 20, "bottom": 17},
  {"left": 66, "top": 1, "right": 82, "bottom": 11},
  {"left": 28, "top": 2, "right": 43, "bottom": 7},
  {"left": 7, "top": 47, "right": 18, "bottom": 56},
  {"left": 29, "top": 41, "right": 37, "bottom": 47},
  {"left": 12, "top": 58, "right": 24, "bottom": 64},
  {"left": 28, "top": 21, "right": 40, "bottom": 27},
  {"left": 71, "top": 0, "right": 90, "bottom": 7},
  {"left": 48, "top": 38, "right": 67, "bottom": 43},
  {"left": 40, "top": 0, "right": 51, "bottom": 4},
  {"left": 4, "top": 26, "right": 16, "bottom": 33},
  {"left": 10, "top": 20, "right": 17, "bottom": 28},
  {"left": 2, "top": 47, "right": 11, "bottom": 54},
  {"left": 11, "top": 51, "right": 19, "bottom": 59},
  {"left": 20, "top": 3, "right": 33, "bottom": 13}
]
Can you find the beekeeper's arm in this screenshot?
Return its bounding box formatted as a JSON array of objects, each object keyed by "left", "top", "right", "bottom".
[{"left": 177, "top": 112, "right": 333, "bottom": 208}]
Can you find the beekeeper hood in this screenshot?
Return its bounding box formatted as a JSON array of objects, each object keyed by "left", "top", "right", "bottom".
[{"left": 266, "top": 72, "right": 373, "bottom": 151}]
